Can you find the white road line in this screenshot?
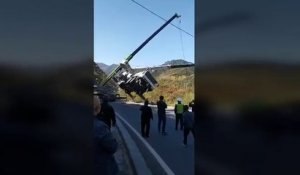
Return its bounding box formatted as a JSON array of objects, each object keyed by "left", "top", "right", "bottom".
[
  {"left": 115, "top": 112, "right": 175, "bottom": 175},
  {"left": 116, "top": 115, "right": 152, "bottom": 175}
]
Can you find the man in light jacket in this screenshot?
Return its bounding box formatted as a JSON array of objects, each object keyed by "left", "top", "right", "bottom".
[{"left": 174, "top": 98, "right": 184, "bottom": 130}]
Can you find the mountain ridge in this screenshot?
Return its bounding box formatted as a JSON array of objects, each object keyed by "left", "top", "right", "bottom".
[
  {"left": 96, "top": 63, "right": 118, "bottom": 74},
  {"left": 97, "top": 59, "right": 193, "bottom": 72},
  {"left": 162, "top": 59, "right": 192, "bottom": 65}
]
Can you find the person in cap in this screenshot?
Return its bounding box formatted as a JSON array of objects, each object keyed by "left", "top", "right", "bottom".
[
  {"left": 140, "top": 99, "right": 153, "bottom": 138},
  {"left": 174, "top": 97, "right": 184, "bottom": 130},
  {"left": 157, "top": 95, "right": 168, "bottom": 135}
]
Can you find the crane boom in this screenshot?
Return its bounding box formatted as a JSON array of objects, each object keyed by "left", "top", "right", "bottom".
[
  {"left": 101, "top": 13, "right": 180, "bottom": 86},
  {"left": 124, "top": 13, "right": 180, "bottom": 64}
]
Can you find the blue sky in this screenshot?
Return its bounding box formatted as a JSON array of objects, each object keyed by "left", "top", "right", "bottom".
[
  {"left": 94, "top": 0, "right": 194, "bottom": 67},
  {"left": 196, "top": 0, "right": 300, "bottom": 66}
]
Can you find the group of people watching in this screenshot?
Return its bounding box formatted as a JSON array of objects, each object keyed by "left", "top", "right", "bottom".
[
  {"left": 140, "top": 96, "right": 195, "bottom": 147},
  {"left": 93, "top": 95, "right": 194, "bottom": 175}
]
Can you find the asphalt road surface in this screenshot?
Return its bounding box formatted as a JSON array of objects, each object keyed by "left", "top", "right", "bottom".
[{"left": 111, "top": 101, "right": 194, "bottom": 175}]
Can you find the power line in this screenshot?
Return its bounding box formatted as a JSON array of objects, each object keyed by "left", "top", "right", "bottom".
[
  {"left": 129, "top": 0, "right": 194, "bottom": 38},
  {"left": 178, "top": 19, "right": 186, "bottom": 59}
]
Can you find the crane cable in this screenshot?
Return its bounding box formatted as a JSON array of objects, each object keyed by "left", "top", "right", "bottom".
[
  {"left": 178, "top": 18, "right": 186, "bottom": 60},
  {"left": 129, "top": 0, "right": 194, "bottom": 38}
]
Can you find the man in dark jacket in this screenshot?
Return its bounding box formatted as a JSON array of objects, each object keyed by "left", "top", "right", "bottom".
[
  {"left": 157, "top": 95, "right": 167, "bottom": 135},
  {"left": 98, "top": 97, "right": 116, "bottom": 130},
  {"left": 182, "top": 105, "right": 195, "bottom": 147},
  {"left": 94, "top": 96, "right": 119, "bottom": 175},
  {"left": 140, "top": 99, "right": 153, "bottom": 138}
]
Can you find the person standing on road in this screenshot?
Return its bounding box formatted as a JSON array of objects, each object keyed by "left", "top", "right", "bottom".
[
  {"left": 182, "top": 105, "right": 195, "bottom": 147},
  {"left": 189, "top": 99, "right": 195, "bottom": 112},
  {"left": 157, "top": 95, "right": 168, "bottom": 135},
  {"left": 174, "top": 98, "right": 184, "bottom": 130},
  {"left": 140, "top": 99, "right": 153, "bottom": 138},
  {"left": 93, "top": 96, "right": 119, "bottom": 175},
  {"left": 97, "top": 96, "right": 116, "bottom": 130}
]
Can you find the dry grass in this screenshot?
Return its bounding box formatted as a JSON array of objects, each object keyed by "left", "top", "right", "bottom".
[
  {"left": 196, "top": 67, "right": 300, "bottom": 107},
  {"left": 117, "top": 67, "right": 195, "bottom": 106},
  {"left": 145, "top": 68, "right": 194, "bottom": 106}
]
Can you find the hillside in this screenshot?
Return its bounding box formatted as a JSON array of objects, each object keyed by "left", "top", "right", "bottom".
[
  {"left": 94, "top": 62, "right": 106, "bottom": 81},
  {"left": 147, "top": 59, "right": 194, "bottom": 105},
  {"left": 162, "top": 59, "right": 192, "bottom": 65},
  {"left": 94, "top": 62, "right": 117, "bottom": 92},
  {"left": 119, "top": 66, "right": 195, "bottom": 106},
  {"left": 100, "top": 59, "right": 195, "bottom": 105},
  {"left": 195, "top": 63, "right": 300, "bottom": 107},
  {"left": 144, "top": 67, "right": 194, "bottom": 105},
  {"left": 99, "top": 59, "right": 300, "bottom": 109},
  {"left": 97, "top": 63, "right": 118, "bottom": 74}
]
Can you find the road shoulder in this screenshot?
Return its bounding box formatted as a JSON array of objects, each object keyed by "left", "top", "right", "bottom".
[{"left": 114, "top": 117, "right": 152, "bottom": 175}]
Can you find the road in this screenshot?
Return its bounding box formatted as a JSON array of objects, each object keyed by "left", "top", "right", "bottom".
[{"left": 111, "top": 101, "right": 194, "bottom": 175}]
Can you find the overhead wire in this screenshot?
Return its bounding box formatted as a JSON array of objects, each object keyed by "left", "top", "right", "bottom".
[
  {"left": 178, "top": 19, "right": 186, "bottom": 60},
  {"left": 129, "top": 0, "right": 194, "bottom": 38}
]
